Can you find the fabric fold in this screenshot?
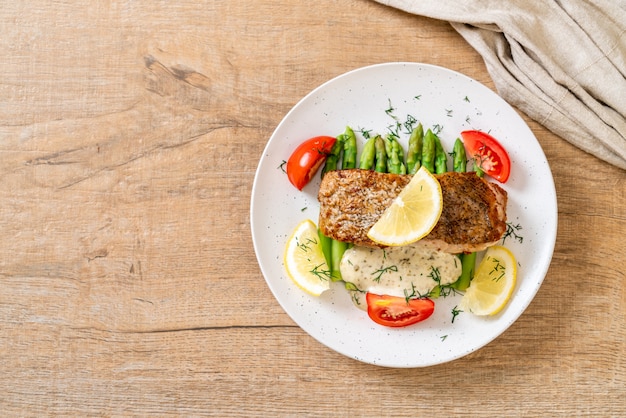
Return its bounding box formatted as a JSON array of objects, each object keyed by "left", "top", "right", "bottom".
[{"left": 375, "top": 0, "right": 626, "bottom": 169}]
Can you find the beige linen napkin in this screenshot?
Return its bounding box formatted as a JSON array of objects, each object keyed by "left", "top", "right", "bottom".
[{"left": 375, "top": 0, "right": 626, "bottom": 170}]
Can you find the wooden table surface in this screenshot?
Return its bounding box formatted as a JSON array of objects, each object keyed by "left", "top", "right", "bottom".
[{"left": 2, "top": 1, "right": 625, "bottom": 416}]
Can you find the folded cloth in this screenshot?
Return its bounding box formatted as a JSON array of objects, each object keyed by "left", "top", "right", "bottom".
[{"left": 375, "top": 0, "right": 626, "bottom": 170}]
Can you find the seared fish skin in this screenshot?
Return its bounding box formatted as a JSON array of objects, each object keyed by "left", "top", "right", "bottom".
[
  {"left": 318, "top": 169, "right": 507, "bottom": 253},
  {"left": 430, "top": 170, "right": 508, "bottom": 253}
]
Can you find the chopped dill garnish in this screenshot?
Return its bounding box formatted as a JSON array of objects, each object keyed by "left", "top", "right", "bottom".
[
  {"left": 387, "top": 124, "right": 402, "bottom": 138},
  {"left": 451, "top": 306, "right": 463, "bottom": 323},
  {"left": 403, "top": 114, "right": 418, "bottom": 134},
  {"left": 310, "top": 263, "right": 332, "bottom": 282},
  {"left": 278, "top": 160, "right": 287, "bottom": 172},
  {"left": 351, "top": 292, "right": 361, "bottom": 306},
  {"left": 428, "top": 266, "right": 442, "bottom": 285},
  {"left": 372, "top": 264, "right": 398, "bottom": 283},
  {"left": 296, "top": 236, "right": 318, "bottom": 253},
  {"left": 359, "top": 127, "right": 372, "bottom": 139},
  {"left": 434, "top": 285, "right": 462, "bottom": 299},
  {"left": 502, "top": 222, "right": 524, "bottom": 245},
  {"left": 385, "top": 99, "right": 396, "bottom": 118},
  {"left": 404, "top": 282, "right": 418, "bottom": 303},
  {"left": 489, "top": 257, "right": 506, "bottom": 282}
]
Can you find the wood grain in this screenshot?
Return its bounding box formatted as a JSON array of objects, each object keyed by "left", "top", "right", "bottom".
[{"left": 1, "top": 0, "right": 624, "bottom": 416}]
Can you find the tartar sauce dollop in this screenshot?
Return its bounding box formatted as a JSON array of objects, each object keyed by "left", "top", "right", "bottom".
[{"left": 340, "top": 242, "right": 462, "bottom": 310}]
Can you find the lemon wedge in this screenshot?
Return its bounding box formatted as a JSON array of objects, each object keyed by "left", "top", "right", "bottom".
[
  {"left": 367, "top": 166, "right": 443, "bottom": 246},
  {"left": 284, "top": 219, "right": 332, "bottom": 296},
  {"left": 459, "top": 245, "right": 517, "bottom": 316}
]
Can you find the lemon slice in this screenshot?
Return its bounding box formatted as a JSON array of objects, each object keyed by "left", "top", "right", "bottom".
[
  {"left": 459, "top": 245, "right": 517, "bottom": 315},
  {"left": 284, "top": 219, "right": 331, "bottom": 296},
  {"left": 367, "top": 166, "right": 443, "bottom": 246}
]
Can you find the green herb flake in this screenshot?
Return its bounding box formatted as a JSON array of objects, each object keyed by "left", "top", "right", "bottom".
[
  {"left": 372, "top": 264, "right": 398, "bottom": 283},
  {"left": 385, "top": 99, "right": 397, "bottom": 118},
  {"left": 451, "top": 306, "right": 463, "bottom": 323},
  {"left": 359, "top": 128, "right": 372, "bottom": 139},
  {"left": 502, "top": 222, "right": 524, "bottom": 245},
  {"left": 296, "top": 236, "right": 318, "bottom": 254},
  {"left": 310, "top": 263, "right": 332, "bottom": 282}
]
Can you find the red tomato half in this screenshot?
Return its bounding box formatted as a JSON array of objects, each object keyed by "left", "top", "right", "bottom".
[
  {"left": 286, "top": 136, "right": 337, "bottom": 190},
  {"left": 366, "top": 293, "right": 435, "bottom": 328},
  {"left": 460, "top": 130, "right": 511, "bottom": 183}
]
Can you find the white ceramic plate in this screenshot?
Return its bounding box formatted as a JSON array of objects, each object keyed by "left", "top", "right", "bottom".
[{"left": 250, "top": 63, "right": 557, "bottom": 368}]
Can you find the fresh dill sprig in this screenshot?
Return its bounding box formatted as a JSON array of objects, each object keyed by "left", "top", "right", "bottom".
[
  {"left": 359, "top": 127, "right": 372, "bottom": 139},
  {"left": 372, "top": 265, "right": 398, "bottom": 283},
  {"left": 428, "top": 266, "right": 442, "bottom": 285},
  {"left": 451, "top": 306, "right": 463, "bottom": 323},
  {"left": 502, "top": 222, "right": 524, "bottom": 245},
  {"left": 310, "top": 263, "right": 332, "bottom": 282},
  {"left": 403, "top": 114, "right": 418, "bottom": 134},
  {"left": 296, "top": 236, "right": 318, "bottom": 253},
  {"left": 404, "top": 282, "right": 418, "bottom": 303},
  {"left": 489, "top": 257, "right": 506, "bottom": 282},
  {"left": 385, "top": 99, "right": 396, "bottom": 119}
]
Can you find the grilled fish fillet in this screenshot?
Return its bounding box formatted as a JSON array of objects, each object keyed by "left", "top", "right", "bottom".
[{"left": 318, "top": 169, "right": 507, "bottom": 253}]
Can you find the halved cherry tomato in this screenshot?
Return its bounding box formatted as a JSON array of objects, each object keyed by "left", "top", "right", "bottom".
[
  {"left": 460, "top": 130, "right": 511, "bottom": 183},
  {"left": 286, "top": 136, "right": 337, "bottom": 190},
  {"left": 366, "top": 293, "right": 435, "bottom": 328}
]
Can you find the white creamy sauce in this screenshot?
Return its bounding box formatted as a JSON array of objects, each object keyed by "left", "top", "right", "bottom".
[{"left": 340, "top": 242, "right": 462, "bottom": 311}]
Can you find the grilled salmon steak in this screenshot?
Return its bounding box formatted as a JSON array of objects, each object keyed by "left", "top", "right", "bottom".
[{"left": 318, "top": 169, "right": 507, "bottom": 253}]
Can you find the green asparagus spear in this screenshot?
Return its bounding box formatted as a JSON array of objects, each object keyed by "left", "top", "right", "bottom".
[
  {"left": 421, "top": 129, "right": 436, "bottom": 173},
  {"left": 321, "top": 134, "right": 344, "bottom": 178},
  {"left": 452, "top": 137, "right": 467, "bottom": 173},
  {"left": 433, "top": 133, "right": 448, "bottom": 174},
  {"left": 330, "top": 239, "right": 347, "bottom": 282},
  {"left": 474, "top": 163, "right": 485, "bottom": 178},
  {"left": 383, "top": 134, "right": 393, "bottom": 160},
  {"left": 374, "top": 135, "right": 387, "bottom": 173},
  {"left": 326, "top": 127, "right": 358, "bottom": 281},
  {"left": 393, "top": 138, "right": 407, "bottom": 174},
  {"left": 318, "top": 228, "right": 333, "bottom": 272},
  {"left": 344, "top": 282, "right": 359, "bottom": 291},
  {"left": 359, "top": 136, "right": 376, "bottom": 170},
  {"left": 452, "top": 138, "right": 474, "bottom": 291},
  {"left": 341, "top": 128, "right": 357, "bottom": 255},
  {"left": 406, "top": 123, "right": 424, "bottom": 174},
  {"left": 342, "top": 126, "right": 357, "bottom": 170},
  {"left": 385, "top": 135, "right": 406, "bottom": 175},
  {"left": 454, "top": 252, "right": 476, "bottom": 291}
]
